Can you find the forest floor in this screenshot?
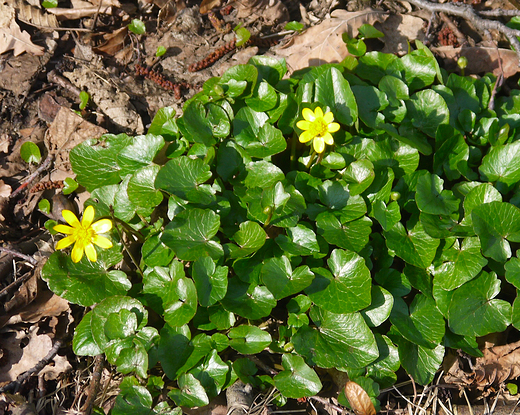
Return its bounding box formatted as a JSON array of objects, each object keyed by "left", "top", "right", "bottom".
[{"left": 2, "top": 0, "right": 520, "bottom": 413}]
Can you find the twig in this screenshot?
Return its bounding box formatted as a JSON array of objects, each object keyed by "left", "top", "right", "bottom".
[
  {"left": 9, "top": 152, "right": 54, "bottom": 199},
  {"left": 80, "top": 354, "right": 104, "bottom": 415},
  {"left": 248, "top": 355, "right": 278, "bottom": 376},
  {"left": 478, "top": 9, "right": 520, "bottom": 17},
  {"left": 308, "top": 395, "right": 353, "bottom": 415},
  {"left": 0, "top": 339, "right": 63, "bottom": 394},
  {"left": 0, "top": 246, "right": 38, "bottom": 265},
  {"left": 407, "top": 0, "right": 520, "bottom": 63}
]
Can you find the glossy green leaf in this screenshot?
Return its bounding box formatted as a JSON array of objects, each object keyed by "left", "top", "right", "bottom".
[
  {"left": 305, "top": 249, "right": 371, "bottom": 313},
  {"left": 127, "top": 165, "right": 163, "bottom": 208},
  {"left": 416, "top": 172, "right": 460, "bottom": 215},
  {"left": 245, "top": 80, "right": 278, "bottom": 111},
  {"left": 147, "top": 106, "right": 178, "bottom": 140},
  {"left": 168, "top": 373, "right": 209, "bottom": 407},
  {"left": 244, "top": 160, "right": 285, "bottom": 189},
  {"left": 191, "top": 257, "right": 228, "bottom": 307},
  {"left": 178, "top": 100, "right": 217, "bottom": 146},
  {"left": 448, "top": 271, "right": 512, "bottom": 337},
  {"left": 316, "top": 211, "right": 371, "bottom": 253},
  {"left": 361, "top": 285, "right": 393, "bottom": 327},
  {"left": 221, "top": 280, "right": 276, "bottom": 320},
  {"left": 227, "top": 221, "right": 266, "bottom": 258},
  {"left": 229, "top": 325, "right": 272, "bottom": 354},
  {"left": 142, "top": 233, "right": 175, "bottom": 267},
  {"left": 366, "top": 334, "right": 400, "bottom": 388},
  {"left": 20, "top": 141, "right": 41, "bottom": 164},
  {"left": 161, "top": 208, "right": 223, "bottom": 260},
  {"left": 128, "top": 19, "right": 145, "bottom": 34},
  {"left": 275, "top": 224, "right": 320, "bottom": 256},
  {"left": 261, "top": 256, "right": 314, "bottom": 300},
  {"left": 405, "top": 90, "right": 449, "bottom": 138},
  {"left": 479, "top": 141, "right": 520, "bottom": 186},
  {"left": 293, "top": 307, "right": 378, "bottom": 369},
  {"left": 274, "top": 354, "right": 322, "bottom": 398},
  {"left": 472, "top": 201, "right": 520, "bottom": 262},
  {"left": 189, "top": 349, "right": 229, "bottom": 397},
  {"left": 384, "top": 221, "right": 440, "bottom": 268},
  {"left": 343, "top": 160, "right": 375, "bottom": 196},
  {"left": 373, "top": 200, "right": 401, "bottom": 232}
]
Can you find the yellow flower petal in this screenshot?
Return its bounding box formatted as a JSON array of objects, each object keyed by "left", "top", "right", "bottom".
[
  {"left": 313, "top": 137, "right": 325, "bottom": 153},
  {"left": 82, "top": 205, "right": 95, "bottom": 228},
  {"left": 323, "top": 132, "right": 334, "bottom": 145},
  {"left": 62, "top": 210, "right": 81, "bottom": 228},
  {"left": 327, "top": 122, "right": 340, "bottom": 133},
  {"left": 314, "top": 107, "right": 324, "bottom": 119},
  {"left": 296, "top": 120, "right": 311, "bottom": 130},
  {"left": 56, "top": 235, "right": 76, "bottom": 250},
  {"left": 92, "top": 235, "right": 113, "bottom": 249},
  {"left": 323, "top": 111, "right": 334, "bottom": 123},
  {"left": 84, "top": 244, "right": 97, "bottom": 262},
  {"left": 71, "top": 244, "right": 85, "bottom": 263},
  {"left": 302, "top": 108, "right": 316, "bottom": 122},
  {"left": 299, "top": 130, "right": 314, "bottom": 143},
  {"left": 53, "top": 224, "right": 75, "bottom": 234},
  {"left": 91, "top": 219, "right": 113, "bottom": 234}
]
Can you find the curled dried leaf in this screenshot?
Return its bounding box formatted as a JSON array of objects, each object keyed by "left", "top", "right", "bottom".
[{"left": 344, "top": 381, "right": 376, "bottom": 415}]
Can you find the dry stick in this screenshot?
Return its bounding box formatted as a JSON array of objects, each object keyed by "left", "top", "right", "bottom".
[
  {"left": 10, "top": 152, "right": 54, "bottom": 199},
  {"left": 308, "top": 395, "right": 353, "bottom": 415},
  {"left": 407, "top": 0, "right": 520, "bottom": 63},
  {"left": 80, "top": 354, "right": 104, "bottom": 415},
  {"left": 0, "top": 246, "right": 38, "bottom": 265},
  {"left": 0, "top": 339, "right": 63, "bottom": 394}
]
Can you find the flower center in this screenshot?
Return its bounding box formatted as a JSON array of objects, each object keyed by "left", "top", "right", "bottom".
[
  {"left": 309, "top": 118, "right": 328, "bottom": 137},
  {"left": 74, "top": 225, "right": 95, "bottom": 247}
]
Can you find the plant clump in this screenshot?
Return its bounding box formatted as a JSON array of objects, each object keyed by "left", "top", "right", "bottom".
[{"left": 41, "top": 37, "right": 520, "bottom": 413}]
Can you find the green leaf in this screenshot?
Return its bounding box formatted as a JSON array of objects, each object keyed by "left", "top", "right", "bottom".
[
  {"left": 112, "top": 379, "right": 153, "bottom": 415},
  {"left": 156, "top": 156, "right": 214, "bottom": 204},
  {"left": 358, "top": 23, "right": 384, "bottom": 39},
  {"left": 179, "top": 100, "right": 218, "bottom": 146},
  {"left": 366, "top": 334, "right": 400, "bottom": 388},
  {"left": 90, "top": 296, "right": 147, "bottom": 352},
  {"left": 143, "top": 263, "right": 198, "bottom": 327},
  {"left": 142, "top": 233, "right": 175, "bottom": 267},
  {"left": 62, "top": 177, "right": 79, "bottom": 195},
  {"left": 315, "top": 67, "right": 358, "bottom": 126},
  {"left": 38, "top": 199, "right": 51, "bottom": 214},
  {"left": 305, "top": 249, "right": 371, "bottom": 313},
  {"left": 448, "top": 271, "right": 512, "bottom": 337},
  {"left": 235, "top": 26, "right": 251, "bottom": 47},
  {"left": 245, "top": 80, "right": 278, "bottom": 112},
  {"left": 20, "top": 142, "right": 41, "bottom": 164},
  {"left": 401, "top": 52, "right": 437, "bottom": 92},
  {"left": 220, "top": 64, "right": 258, "bottom": 98},
  {"left": 161, "top": 208, "right": 223, "bottom": 260},
  {"left": 284, "top": 21, "right": 304, "bottom": 32},
  {"left": 405, "top": 90, "right": 449, "bottom": 137},
  {"left": 343, "top": 160, "right": 375, "bottom": 196},
  {"left": 275, "top": 224, "right": 320, "bottom": 256},
  {"left": 42, "top": 0, "right": 57, "bottom": 8},
  {"left": 156, "top": 45, "right": 167, "bottom": 57},
  {"left": 346, "top": 38, "right": 367, "bottom": 57},
  {"left": 351, "top": 85, "right": 388, "bottom": 129},
  {"left": 390, "top": 295, "right": 445, "bottom": 349},
  {"left": 274, "top": 354, "right": 322, "bottom": 398},
  {"left": 390, "top": 330, "right": 444, "bottom": 385},
  {"left": 79, "top": 90, "right": 89, "bottom": 110},
  {"left": 373, "top": 200, "right": 401, "bottom": 232},
  {"left": 128, "top": 19, "right": 146, "bottom": 34},
  {"left": 244, "top": 161, "right": 285, "bottom": 189},
  {"left": 506, "top": 257, "right": 520, "bottom": 289},
  {"left": 148, "top": 107, "right": 178, "bottom": 140},
  {"left": 229, "top": 325, "right": 272, "bottom": 354},
  {"left": 361, "top": 285, "right": 393, "bottom": 327},
  {"left": 189, "top": 349, "right": 229, "bottom": 397},
  {"left": 261, "top": 256, "right": 315, "bottom": 300},
  {"left": 432, "top": 237, "right": 487, "bottom": 291},
  {"left": 472, "top": 201, "right": 520, "bottom": 262},
  {"left": 127, "top": 165, "right": 163, "bottom": 208},
  {"left": 191, "top": 257, "right": 228, "bottom": 307},
  {"left": 73, "top": 312, "right": 103, "bottom": 356},
  {"left": 41, "top": 250, "right": 129, "bottom": 307},
  {"left": 293, "top": 307, "right": 378, "bottom": 369},
  {"left": 416, "top": 172, "right": 460, "bottom": 215},
  {"left": 384, "top": 221, "right": 440, "bottom": 268},
  {"left": 479, "top": 141, "right": 520, "bottom": 186},
  {"left": 221, "top": 280, "right": 276, "bottom": 320},
  {"left": 316, "top": 212, "right": 371, "bottom": 253},
  {"left": 168, "top": 373, "right": 209, "bottom": 407}
]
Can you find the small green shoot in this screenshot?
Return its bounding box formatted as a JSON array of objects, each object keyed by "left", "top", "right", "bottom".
[
  {"left": 79, "top": 91, "right": 90, "bottom": 110},
  {"left": 234, "top": 25, "right": 251, "bottom": 47},
  {"left": 284, "top": 21, "right": 304, "bottom": 33},
  {"left": 156, "top": 46, "right": 167, "bottom": 57},
  {"left": 42, "top": 0, "right": 58, "bottom": 8},
  {"left": 128, "top": 19, "right": 146, "bottom": 35},
  {"left": 63, "top": 178, "right": 79, "bottom": 195},
  {"left": 38, "top": 199, "right": 51, "bottom": 214},
  {"left": 20, "top": 142, "right": 41, "bottom": 164}
]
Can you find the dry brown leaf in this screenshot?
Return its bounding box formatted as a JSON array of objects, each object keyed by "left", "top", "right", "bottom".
[
  {"left": 93, "top": 26, "right": 128, "bottom": 55},
  {"left": 199, "top": 0, "right": 223, "bottom": 14},
  {"left": 5, "top": 0, "right": 58, "bottom": 28},
  {"left": 344, "top": 381, "right": 376, "bottom": 415},
  {"left": 444, "top": 340, "right": 520, "bottom": 392},
  {"left": 0, "top": 3, "right": 44, "bottom": 56},
  {"left": 275, "top": 9, "right": 388, "bottom": 73},
  {"left": 235, "top": 0, "right": 288, "bottom": 26},
  {"left": 433, "top": 46, "right": 520, "bottom": 78}
]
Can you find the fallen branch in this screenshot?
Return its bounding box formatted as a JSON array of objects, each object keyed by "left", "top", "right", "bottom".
[{"left": 407, "top": 0, "right": 520, "bottom": 63}]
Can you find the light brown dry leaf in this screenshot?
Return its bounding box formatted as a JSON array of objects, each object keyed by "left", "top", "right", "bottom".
[
  {"left": 199, "top": 0, "right": 223, "bottom": 14},
  {"left": 0, "top": 327, "right": 71, "bottom": 383},
  {"left": 5, "top": 0, "right": 58, "bottom": 28},
  {"left": 235, "top": 0, "right": 289, "bottom": 26},
  {"left": 46, "top": 5, "right": 114, "bottom": 20},
  {"left": 0, "top": 3, "right": 45, "bottom": 56},
  {"left": 0, "top": 180, "right": 11, "bottom": 198},
  {"left": 94, "top": 26, "right": 128, "bottom": 55},
  {"left": 275, "top": 9, "right": 388, "bottom": 73},
  {"left": 444, "top": 340, "right": 520, "bottom": 392},
  {"left": 344, "top": 381, "right": 376, "bottom": 415},
  {"left": 433, "top": 45, "right": 519, "bottom": 78},
  {"left": 379, "top": 14, "right": 425, "bottom": 55},
  {"left": 44, "top": 106, "right": 107, "bottom": 173}
]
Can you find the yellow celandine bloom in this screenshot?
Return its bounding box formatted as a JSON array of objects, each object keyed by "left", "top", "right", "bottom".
[
  {"left": 53, "top": 205, "right": 113, "bottom": 263},
  {"left": 296, "top": 107, "right": 340, "bottom": 154}
]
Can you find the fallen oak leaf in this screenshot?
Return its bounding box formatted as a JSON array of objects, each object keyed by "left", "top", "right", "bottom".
[{"left": 0, "top": 3, "right": 44, "bottom": 56}]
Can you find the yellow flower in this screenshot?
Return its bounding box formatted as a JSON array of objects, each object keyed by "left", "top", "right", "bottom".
[
  {"left": 53, "top": 205, "right": 113, "bottom": 263},
  {"left": 296, "top": 107, "right": 340, "bottom": 153}
]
